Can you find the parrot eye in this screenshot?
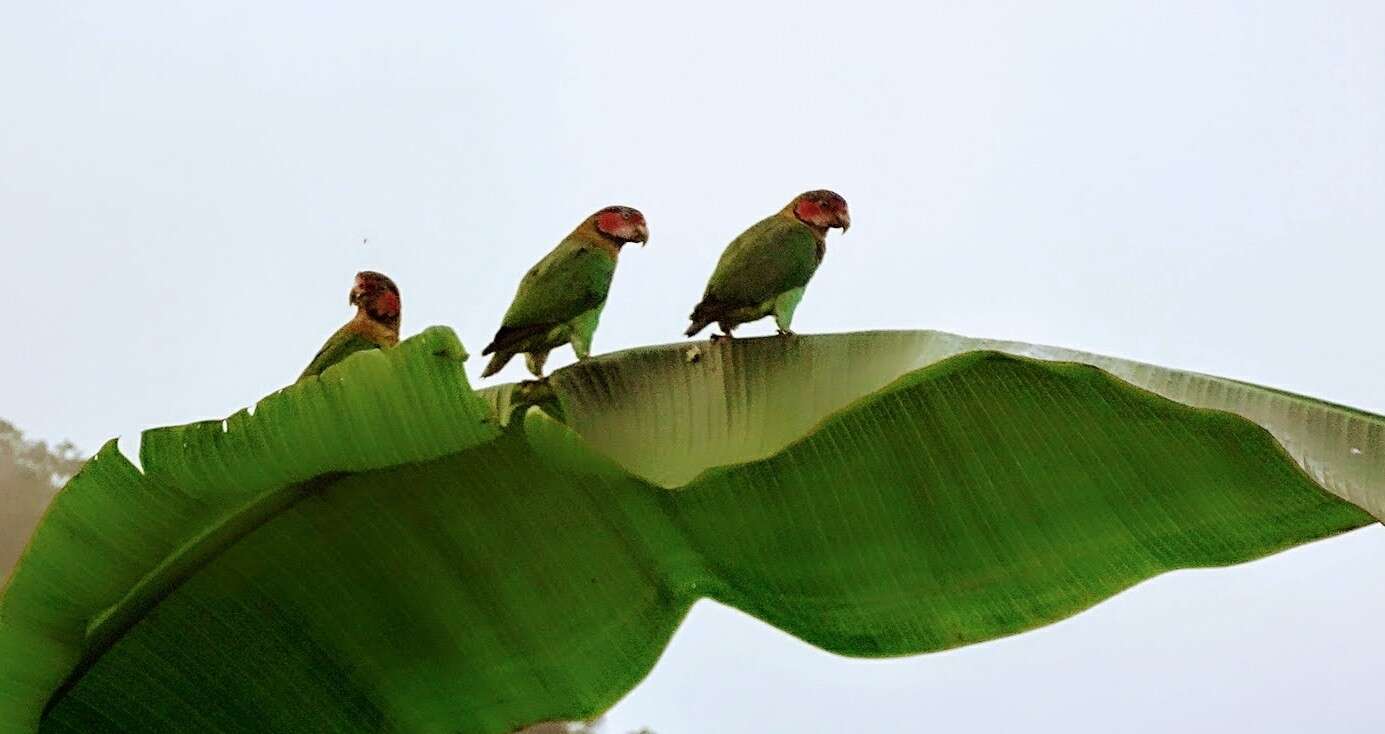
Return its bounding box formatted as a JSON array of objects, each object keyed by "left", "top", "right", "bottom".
[{"left": 622, "top": 211, "right": 630, "bottom": 220}]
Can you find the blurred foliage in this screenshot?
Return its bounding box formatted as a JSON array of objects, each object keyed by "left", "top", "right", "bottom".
[
  {"left": 0, "top": 419, "right": 83, "bottom": 580},
  {"left": 517, "top": 720, "right": 651, "bottom": 734}
]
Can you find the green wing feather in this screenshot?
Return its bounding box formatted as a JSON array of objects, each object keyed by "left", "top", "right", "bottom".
[
  {"left": 702, "top": 216, "right": 821, "bottom": 307},
  {"left": 298, "top": 328, "right": 383, "bottom": 382},
  {"left": 485, "top": 238, "right": 616, "bottom": 355}
]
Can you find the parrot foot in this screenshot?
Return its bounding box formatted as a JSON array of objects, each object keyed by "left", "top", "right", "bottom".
[
  {"left": 516, "top": 377, "right": 553, "bottom": 395},
  {"left": 524, "top": 350, "right": 550, "bottom": 378},
  {"left": 776, "top": 328, "right": 796, "bottom": 337},
  {"left": 511, "top": 379, "right": 558, "bottom": 417},
  {"left": 710, "top": 332, "right": 734, "bottom": 343}
]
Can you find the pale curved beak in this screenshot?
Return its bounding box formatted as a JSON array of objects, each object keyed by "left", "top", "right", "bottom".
[
  {"left": 634, "top": 222, "right": 650, "bottom": 246},
  {"left": 349, "top": 286, "right": 363, "bottom": 306},
  {"left": 837, "top": 210, "right": 851, "bottom": 233}
]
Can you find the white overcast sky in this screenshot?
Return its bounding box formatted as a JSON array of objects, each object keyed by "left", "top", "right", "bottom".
[{"left": 4, "top": 2, "right": 1384, "bottom": 732}]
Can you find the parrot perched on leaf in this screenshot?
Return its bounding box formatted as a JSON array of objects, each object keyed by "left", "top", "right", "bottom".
[
  {"left": 481, "top": 205, "right": 649, "bottom": 378},
  {"left": 297, "top": 271, "right": 401, "bottom": 382},
  {"left": 686, "top": 190, "right": 850, "bottom": 340}
]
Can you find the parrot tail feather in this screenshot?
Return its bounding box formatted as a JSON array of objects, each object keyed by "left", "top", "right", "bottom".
[
  {"left": 481, "top": 351, "right": 514, "bottom": 378},
  {"left": 687, "top": 299, "right": 723, "bottom": 337}
]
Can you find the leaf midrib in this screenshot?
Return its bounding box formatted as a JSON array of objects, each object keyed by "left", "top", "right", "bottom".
[{"left": 52, "top": 471, "right": 351, "bottom": 717}]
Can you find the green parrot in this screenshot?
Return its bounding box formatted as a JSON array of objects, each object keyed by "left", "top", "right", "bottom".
[
  {"left": 481, "top": 205, "right": 649, "bottom": 378},
  {"left": 297, "top": 271, "right": 401, "bottom": 382},
  {"left": 686, "top": 190, "right": 850, "bottom": 339}
]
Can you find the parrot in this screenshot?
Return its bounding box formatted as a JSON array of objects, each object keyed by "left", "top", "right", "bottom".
[
  {"left": 686, "top": 190, "right": 850, "bottom": 339},
  {"left": 481, "top": 205, "right": 649, "bottom": 378},
  {"left": 297, "top": 271, "right": 401, "bottom": 382}
]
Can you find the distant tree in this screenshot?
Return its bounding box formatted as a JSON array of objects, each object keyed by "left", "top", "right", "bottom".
[
  {"left": 1, "top": 419, "right": 83, "bottom": 580},
  {"left": 517, "top": 724, "right": 580, "bottom": 734},
  {"left": 517, "top": 718, "right": 651, "bottom": 734}
]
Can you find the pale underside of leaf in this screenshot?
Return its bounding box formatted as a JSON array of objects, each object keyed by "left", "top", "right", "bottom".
[{"left": 550, "top": 330, "right": 1385, "bottom": 521}]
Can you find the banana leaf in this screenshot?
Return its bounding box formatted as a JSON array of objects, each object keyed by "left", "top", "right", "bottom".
[{"left": 1, "top": 328, "right": 1379, "bottom": 734}]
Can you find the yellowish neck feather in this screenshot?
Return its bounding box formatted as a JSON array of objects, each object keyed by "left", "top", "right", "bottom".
[
  {"left": 572, "top": 219, "right": 623, "bottom": 259},
  {"left": 349, "top": 309, "right": 400, "bottom": 346}
]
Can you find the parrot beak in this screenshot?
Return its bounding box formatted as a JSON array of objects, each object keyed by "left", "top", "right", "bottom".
[
  {"left": 635, "top": 223, "right": 650, "bottom": 247},
  {"left": 349, "top": 286, "right": 362, "bottom": 307},
  {"left": 838, "top": 210, "right": 851, "bottom": 233}
]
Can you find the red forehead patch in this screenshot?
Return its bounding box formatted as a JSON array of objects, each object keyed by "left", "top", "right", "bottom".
[
  {"left": 374, "top": 290, "right": 401, "bottom": 316},
  {"left": 596, "top": 210, "right": 625, "bottom": 234}
]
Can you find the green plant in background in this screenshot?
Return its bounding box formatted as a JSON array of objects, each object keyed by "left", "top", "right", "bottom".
[
  {"left": 1, "top": 327, "right": 1380, "bottom": 734},
  {"left": 516, "top": 718, "right": 650, "bottom": 734},
  {"left": 1, "top": 422, "right": 83, "bottom": 581}
]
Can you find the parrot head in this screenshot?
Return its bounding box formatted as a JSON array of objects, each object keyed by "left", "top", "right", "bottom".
[
  {"left": 593, "top": 205, "right": 650, "bottom": 246},
  {"left": 349, "top": 271, "right": 401, "bottom": 323},
  {"left": 792, "top": 190, "right": 851, "bottom": 233}
]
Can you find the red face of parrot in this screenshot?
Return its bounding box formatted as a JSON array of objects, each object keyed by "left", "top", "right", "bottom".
[
  {"left": 792, "top": 190, "right": 851, "bottom": 232},
  {"left": 350, "top": 271, "right": 401, "bottom": 320},
  {"left": 593, "top": 206, "right": 650, "bottom": 245}
]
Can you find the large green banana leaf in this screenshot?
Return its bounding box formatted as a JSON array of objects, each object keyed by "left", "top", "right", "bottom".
[{"left": 1, "top": 328, "right": 1380, "bottom": 733}]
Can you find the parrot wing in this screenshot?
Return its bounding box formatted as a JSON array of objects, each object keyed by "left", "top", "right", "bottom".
[
  {"left": 695, "top": 216, "right": 821, "bottom": 314},
  {"left": 484, "top": 239, "right": 616, "bottom": 356},
  {"left": 298, "top": 328, "right": 382, "bottom": 382}
]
